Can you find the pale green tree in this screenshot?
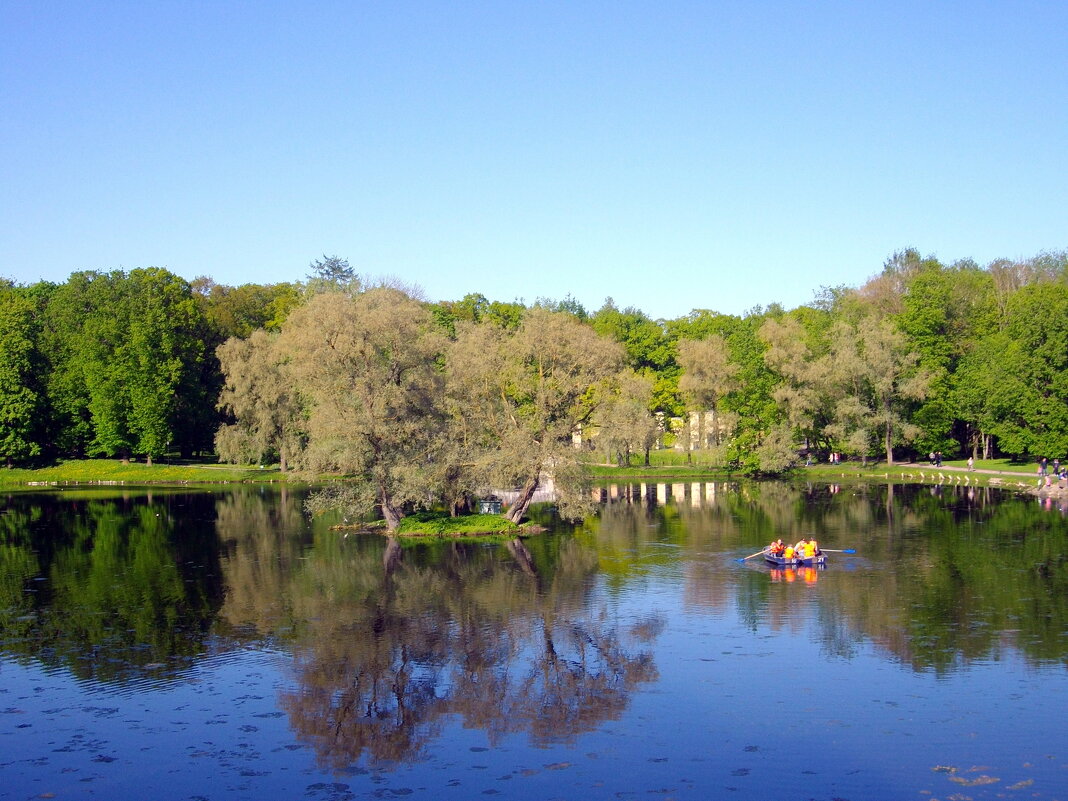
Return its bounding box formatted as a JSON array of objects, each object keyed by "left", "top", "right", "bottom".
[
  {"left": 823, "top": 317, "right": 930, "bottom": 464},
  {"left": 676, "top": 335, "right": 738, "bottom": 450},
  {"left": 592, "top": 370, "right": 660, "bottom": 467},
  {"left": 447, "top": 308, "right": 624, "bottom": 523},
  {"left": 216, "top": 329, "right": 305, "bottom": 471},
  {"left": 279, "top": 288, "right": 445, "bottom": 530}
]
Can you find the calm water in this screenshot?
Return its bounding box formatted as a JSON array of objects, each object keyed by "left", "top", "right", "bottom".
[{"left": 1, "top": 481, "right": 1066, "bottom": 800}]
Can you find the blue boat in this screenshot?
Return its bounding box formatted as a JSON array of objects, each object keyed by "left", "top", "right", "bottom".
[{"left": 763, "top": 549, "right": 827, "bottom": 567}]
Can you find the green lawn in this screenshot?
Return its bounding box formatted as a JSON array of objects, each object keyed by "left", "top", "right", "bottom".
[
  {"left": 0, "top": 458, "right": 284, "bottom": 486},
  {"left": 585, "top": 450, "right": 1046, "bottom": 480}
]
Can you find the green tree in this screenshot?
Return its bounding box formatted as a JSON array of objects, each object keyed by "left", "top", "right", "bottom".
[
  {"left": 0, "top": 285, "right": 44, "bottom": 466},
  {"left": 279, "top": 288, "right": 445, "bottom": 530},
  {"left": 824, "top": 317, "right": 930, "bottom": 464},
  {"left": 982, "top": 283, "right": 1068, "bottom": 457},
  {"left": 216, "top": 329, "right": 306, "bottom": 471},
  {"left": 447, "top": 308, "right": 624, "bottom": 523},
  {"left": 759, "top": 312, "right": 832, "bottom": 455},
  {"left": 590, "top": 300, "right": 678, "bottom": 415},
  {"left": 124, "top": 268, "right": 207, "bottom": 463},
  {"left": 37, "top": 269, "right": 206, "bottom": 463},
  {"left": 677, "top": 334, "right": 738, "bottom": 451},
  {"left": 592, "top": 370, "right": 660, "bottom": 466}
]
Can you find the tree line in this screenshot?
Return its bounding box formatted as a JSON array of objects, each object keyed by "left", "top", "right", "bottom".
[{"left": 1, "top": 249, "right": 1066, "bottom": 520}]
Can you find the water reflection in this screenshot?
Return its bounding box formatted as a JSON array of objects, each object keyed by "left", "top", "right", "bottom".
[
  {"left": 277, "top": 534, "right": 661, "bottom": 768},
  {"left": 584, "top": 481, "right": 1068, "bottom": 672},
  {"left": 1, "top": 480, "right": 1066, "bottom": 775},
  {"left": 0, "top": 490, "right": 224, "bottom": 685}
]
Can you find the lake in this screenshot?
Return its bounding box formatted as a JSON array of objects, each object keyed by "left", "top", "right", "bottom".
[{"left": 1, "top": 481, "right": 1066, "bottom": 800}]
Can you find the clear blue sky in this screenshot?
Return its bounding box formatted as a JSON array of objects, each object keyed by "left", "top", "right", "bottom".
[{"left": 3, "top": 1, "right": 1065, "bottom": 320}]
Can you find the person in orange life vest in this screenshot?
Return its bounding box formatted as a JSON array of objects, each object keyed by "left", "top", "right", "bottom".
[{"left": 768, "top": 538, "right": 784, "bottom": 556}]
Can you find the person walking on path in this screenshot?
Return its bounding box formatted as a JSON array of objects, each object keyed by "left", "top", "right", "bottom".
[{"left": 967, "top": 456, "right": 974, "bottom": 471}]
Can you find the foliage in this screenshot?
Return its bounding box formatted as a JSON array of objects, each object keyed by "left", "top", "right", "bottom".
[
  {"left": 394, "top": 511, "right": 523, "bottom": 536},
  {"left": 447, "top": 307, "right": 625, "bottom": 523},
  {"left": 216, "top": 329, "right": 306, "bottom": 471},
  {"left": 0, "top": 285, "right": 44, "bottom": 465},
  {"left": 280, "top": 288, "right": 446, "bottom": 530}
]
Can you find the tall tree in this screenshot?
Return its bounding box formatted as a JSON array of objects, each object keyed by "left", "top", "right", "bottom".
[
  {"left": 979, "top": 283, "right": 1068, "bottom": 458},
  {"left": 279, "top": 288, "right": 445, "bottom": 530},
  {"left": 216, "top": 329, "right": 305, "bottom": 471},
  {"left": 759, "top": 313, "right": 832, "bottom": 453},
  {"left": 124, "top": 268, "right": 206, "bottom": 464},
  {"left": 37, "top": 269, "right": 206, "bottom": 463},
  {"left": 448, "top": 308, "right": 624, "bottom": 523},
  {"left": 677, "top": 334, "right": 738, "bottom": 450},
  {"left": 592, "top": 370, "right": 660, "bottom": 467},
  {"left": 823, "top": 317, "right": 930, "bottom": 464},
  {"left": 0, "top": 285, "right": 44, "bottom": 466}
]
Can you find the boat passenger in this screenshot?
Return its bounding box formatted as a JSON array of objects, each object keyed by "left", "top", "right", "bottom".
[
  {"left": 809, "top": 538, "right": 820, "bottom": 555},
  {"left": 802, "top": 540, "right": 817, "bottom": 559},
  {"left": 783, "top": 545, "right": 795, "bottom": 559}
]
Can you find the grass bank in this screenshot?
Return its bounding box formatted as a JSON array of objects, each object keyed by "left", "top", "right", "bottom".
[
  {"left": 332, "top": 512, "right": 535, "bottom": 542},
  {"left": 587, "top": 451, "right": 1046, "bottom": 485},
  {"left": 0, "top": 458, "right": 286, "bottom": 487}
]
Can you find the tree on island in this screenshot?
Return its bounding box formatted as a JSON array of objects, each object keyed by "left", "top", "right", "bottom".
[
  {"left": 279, "top": 288, "right": 445, "bottom": 531},
  {"left": 447, "top": 307, "right": 624, "bottom": 523}
]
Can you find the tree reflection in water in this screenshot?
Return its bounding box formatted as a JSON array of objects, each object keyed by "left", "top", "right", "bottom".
[{"left": 279, "top": 535, "right": 662, "bottom": 770}]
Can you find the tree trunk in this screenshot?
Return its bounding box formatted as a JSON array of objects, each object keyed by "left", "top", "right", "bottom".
[
  {"left": 279, "top": 449, "right": 287, "bottom": 473},
  {"left": 884, "top": 422, "right": 894, "bottom": 465},
  {"left": 505, "top": 474, "right": 540, "bottom": 524},
  {"left": 383, "top": 537, "right": 402, "bottom": 576},
  {"left": 379, "top": 484, "right": 403, "bottom": 531}
]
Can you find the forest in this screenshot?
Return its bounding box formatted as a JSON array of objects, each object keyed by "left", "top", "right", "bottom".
[{"left": 1, "top": 249, "right": 1066, "bottom": 526}]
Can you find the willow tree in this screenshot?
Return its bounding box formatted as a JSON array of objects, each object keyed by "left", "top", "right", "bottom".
[
  {"left": 448, "top": 307, "right": 624, "bottom": 523},
  {"left": 279, "top": 288, "right": 444, "bottom": 530},
  {"left": 216, "top": 329, "right": 305, "bottom": 471},
  {"left": 824, "top": 316, "right": 930, "bottom": 464},
  {"left": 593, "top": 370, "right": 659, "bottom": 467},
  {"left": 677, "top": 334, "right": 738, "bottom": 450},
  {"left": 759, "top": 315, "right": 833, "bottom": 452}
]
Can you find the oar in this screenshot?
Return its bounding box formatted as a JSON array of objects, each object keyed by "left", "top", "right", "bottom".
[
  {"left": 736, "top": 549, "right": 767, "bottom": 562},
  {"left": 820, "top": 548, "right": 856, "bottom": 554}
]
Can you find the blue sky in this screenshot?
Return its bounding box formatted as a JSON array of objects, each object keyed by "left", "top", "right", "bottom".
[{"left": 2, "top": 1, "right": 1065, "bottom": 320}]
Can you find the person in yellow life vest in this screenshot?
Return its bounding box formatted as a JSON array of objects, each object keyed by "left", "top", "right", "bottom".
[
  {"left": 783, "top": 545, "right": 795, "bottom": 559},
  {"left": 809, "top": 538, "right": 819, "bottom": 555},
  {"left": 802, "top": 540, "right": 817, "bottom": 559}
]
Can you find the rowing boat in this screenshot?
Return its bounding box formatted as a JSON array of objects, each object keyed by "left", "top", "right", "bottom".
[{"left": 763, "top": 549, "right": 826, "bottom": 567}]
